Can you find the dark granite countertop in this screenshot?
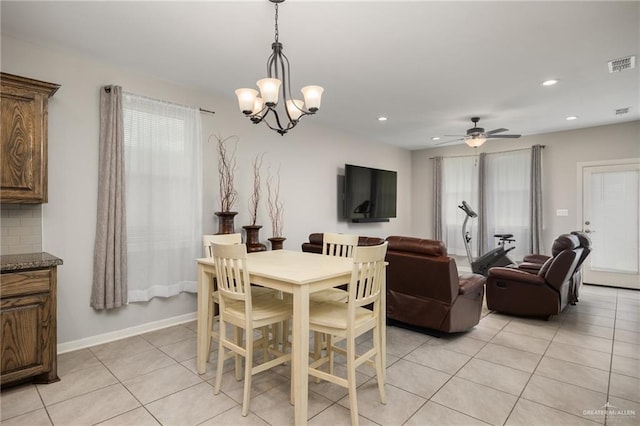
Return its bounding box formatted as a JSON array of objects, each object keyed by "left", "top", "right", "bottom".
[{"left": 0, "top": 252, "right": 64, "bottom": 272}]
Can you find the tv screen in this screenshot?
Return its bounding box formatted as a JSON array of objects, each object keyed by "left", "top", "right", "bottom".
[{"left": 344, "top": 164, "right": 397, "bottom": 222}]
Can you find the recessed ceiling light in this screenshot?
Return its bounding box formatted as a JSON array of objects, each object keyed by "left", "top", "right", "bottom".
[
  {"left": 431, "top": 137, "right": 441, "bottom": 141},
  {"left": 542, "top": 79, "right": 558, "bottom": 86},
  {"left": 566, "top": 116, "right": 578, "bottom": 120},
  {"left": 378, "top": 116, "right": 387, "bottom": 122}
]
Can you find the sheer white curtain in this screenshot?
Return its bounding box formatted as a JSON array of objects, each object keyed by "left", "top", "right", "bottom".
[
  {"left": 123, "top": 93, "right": 203, "bottom": 302},
  {"left": 482, "top": 149, "right": 530, "bottom": 260},
  {"left": 442, "top": 156, "right": 479, "bottom": 256}
]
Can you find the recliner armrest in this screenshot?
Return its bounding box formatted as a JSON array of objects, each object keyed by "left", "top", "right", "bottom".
[
  {"left": 488, "top": 267, "right": 546, "bottom": 285},
  {"left": 523, "top": 254, "right": 550, "bottom": 264},
  {"left": 458, "top": 274, "right": 486, "bottom": 295}
]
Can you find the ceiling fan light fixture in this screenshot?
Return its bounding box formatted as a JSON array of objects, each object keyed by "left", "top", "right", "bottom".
[{"left": 465, "top": 135, "right": 486, "bottom": 148}]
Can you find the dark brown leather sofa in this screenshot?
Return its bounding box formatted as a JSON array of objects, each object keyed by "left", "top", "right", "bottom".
[
  {"left": 486, "top": 234, "right": 583, "bottom": 317},
  {"left": 301, "top": 233, "right": 487, "bottom": 333},
  {"left": 301, "top": 233, "right": 385, "bottom": 254},
  {"left": 384, "top": 236, "right": 486, "bottom": 333}
]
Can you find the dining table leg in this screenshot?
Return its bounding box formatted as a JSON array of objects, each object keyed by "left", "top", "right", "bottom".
[
  {"left": 197, "top": 264, "right": 211, "bottom": 374},
  {"left": 292, "top": 285, "right": 310, "bottom": 425}
]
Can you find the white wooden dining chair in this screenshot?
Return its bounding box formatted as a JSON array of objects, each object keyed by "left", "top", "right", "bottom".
[
  {"left": 310, "top": 233, "right": 359, "bottom": 362},
  {"left": 211, "top": 243, "right": 292, "bottom": 416},
  {"left": 202, "top": 233, "right": 274, "bottom": 357},
  {"left": 308, "top": 242, "right": 388, "bottom": 426}
]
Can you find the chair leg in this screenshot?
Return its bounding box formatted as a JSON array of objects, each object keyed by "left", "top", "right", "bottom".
[
  {"left": 207, "top": 297, "right": 215, "bottom": 360},
  {"left": 373, "top": 325, "right": 386, "bottom": 404},
  {"left": 347, "top": 335, "right": 359, "bottom": 426},
  {"left": 261, "top": 326, "right": 269, "bottom": 363},
  {"left": 213, "top": 319, "right": 226, "bottom": 395},
  {"left": 242, "top": 328, "right": 253, "bottom": 417},
  {"left": 313, "top": 332, "right": 323, "bottom": 383},
  {"left": 235, "top": 327, "right": 243, "bottom": 381},
  {"left": 327, "top": 334, "right": 334, "bottom": 376}
]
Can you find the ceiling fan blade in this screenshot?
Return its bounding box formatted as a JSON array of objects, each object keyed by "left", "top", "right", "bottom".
[
  {"left": 485, "top": 128, "right": 508, "bottom": 135},
  {"left": 487, "top": 134, "right": 521, "bottom": 139}
]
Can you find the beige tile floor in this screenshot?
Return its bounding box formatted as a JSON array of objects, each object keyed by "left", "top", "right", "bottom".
[{"left": 1, "top": 284, "right": 639, "bottom": 426}]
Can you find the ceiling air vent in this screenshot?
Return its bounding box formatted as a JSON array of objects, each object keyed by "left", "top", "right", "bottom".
[
  {"left": 608, "top": 55, "right": 636, "bottom": 73},
  {"left": 615, "top": 107, "right": 630, "bottom": 115}
]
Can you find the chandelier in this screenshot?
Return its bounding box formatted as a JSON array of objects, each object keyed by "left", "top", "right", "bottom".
[{"left": 235, "top": 0, "right": 324, "bottom": 135}]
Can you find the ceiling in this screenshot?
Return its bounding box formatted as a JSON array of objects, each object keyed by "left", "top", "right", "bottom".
[{"left": 2, "top": 1, "right": 638, "bottom": 150}]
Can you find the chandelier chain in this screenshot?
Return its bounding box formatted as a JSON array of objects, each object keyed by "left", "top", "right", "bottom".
[{"left": 274, "top": 3, "right": 279, "bottom": 42}]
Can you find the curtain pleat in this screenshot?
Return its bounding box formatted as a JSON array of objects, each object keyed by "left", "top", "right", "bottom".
[
  {"left": 91, "top": 85, "right": 127, "bottom": 310},
  {"left": 433, "top": 156, "right": 443, "bottom": 240},
  {"left": 530, "top": 144, "right": 544, "bottom": 253}
]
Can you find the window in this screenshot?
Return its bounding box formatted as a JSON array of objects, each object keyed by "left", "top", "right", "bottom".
[
  {"left": 123, "top": 93, "right": 202, "bottom": 302},
  {"left": 442, "top": 156, "right": 479, "bottom": 256}
]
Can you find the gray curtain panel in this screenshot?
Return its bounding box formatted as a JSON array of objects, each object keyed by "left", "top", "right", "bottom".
[
  {"left": 477, "top": 152, "right": 487, "bottom": 255},
  {"left": 91, "top": 85, "right": 127, "bottom": 310},
  {"left": 433, "top": 156, "right": 443, "bottom": 240},
  {"left": 529, "top": 144, "right": 544, "bottom": 253}
]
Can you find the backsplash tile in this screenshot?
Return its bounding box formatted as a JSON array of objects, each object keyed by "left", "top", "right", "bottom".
[{"left": 1, "top": 204, "right": 43, "bottom": 255}]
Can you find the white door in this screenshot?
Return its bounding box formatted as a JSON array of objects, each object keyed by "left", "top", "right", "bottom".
[{"left": 581, "top": 161, "right": 640, "bottom": 289}]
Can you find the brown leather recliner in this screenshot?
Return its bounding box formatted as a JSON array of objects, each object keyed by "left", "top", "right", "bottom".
[
  {"left": 385, "top": 236, "right": 486, "bottom": 333},
  {"left": 516, "top": 231, "right": 591, "bottom": 304},
  {"left": 486, "top": 234, "right": 583, "bottom": 317}
]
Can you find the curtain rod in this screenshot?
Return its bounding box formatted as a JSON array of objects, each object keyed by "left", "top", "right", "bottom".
[
  {"left": 429, "top": 145, "right": 545, "bottom": 160},
  {"left": 105, "top": 87, "right": 215, "bottom": 115}
]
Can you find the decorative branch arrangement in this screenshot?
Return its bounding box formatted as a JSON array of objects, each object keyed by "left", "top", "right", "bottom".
[
  {"left": 266, "top": 165, "right": 284, "bottom": 237},
  {"left": 248, "top": 153, "right": 265, "bottom": 226},
  {"left": 214, "top": 134, "right": 238, "bottom": 212}
]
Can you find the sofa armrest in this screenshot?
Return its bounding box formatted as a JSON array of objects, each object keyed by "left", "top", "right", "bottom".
[
  {"left": 488, "top": 267, "right": 546, "bottom": 285},
  {"left": 523, "top": 254, "right": 550, "bottom": 264},
  {"left": 458, "top": 274, "right": 486, "bottom": 295}
]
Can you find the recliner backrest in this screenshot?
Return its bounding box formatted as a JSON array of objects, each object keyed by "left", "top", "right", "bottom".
[
  {"left": 541, "top": 234, "right": 582, "bottom": 290},
  {"left": 385, "top": 236, "right": 458, "bottom": 303},
  {"left": 571, "top": 231, "right": 592, "bottom": 270}
]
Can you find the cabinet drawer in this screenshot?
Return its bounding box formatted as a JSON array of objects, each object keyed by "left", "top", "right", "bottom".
[{"left": 1, "top": 270, "right": 51, "bottom": 298}]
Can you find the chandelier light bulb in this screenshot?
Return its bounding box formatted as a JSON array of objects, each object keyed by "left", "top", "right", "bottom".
[
  {"left": 301, "top": 86, "right": 324, "bottom": 112},
  {"left": 257, "top": 78, "right": 281, "bottom": 106},
  {"left": 465, "top": 136, "right": 487, "bottom": 148},
  {"left": 235, "top": 88, "right": 259, "bottom": 115},
  {"left": 286, "top": 99, "right": 304, "bottom": 120}
]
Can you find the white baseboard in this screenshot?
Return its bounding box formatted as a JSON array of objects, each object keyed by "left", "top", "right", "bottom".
[{"left": 57, "top": 312, "right": 197, "bottom": 354}]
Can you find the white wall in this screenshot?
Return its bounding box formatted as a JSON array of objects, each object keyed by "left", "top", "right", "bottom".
[
  {"left": 2, "top": 35, "right": 412, "bottom": 345},
  {"left": 412, "top": 120, "right": 640, "bottom": 253}
]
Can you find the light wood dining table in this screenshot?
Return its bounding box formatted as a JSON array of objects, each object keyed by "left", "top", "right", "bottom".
[{"left": 196, "top": 249, "right": 386, "bottom": 426}]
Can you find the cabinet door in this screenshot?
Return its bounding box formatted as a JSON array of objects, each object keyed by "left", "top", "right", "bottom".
[
  {"left": 0, "top": 85, "right": 47, "bottom": 202},
  {"left": 0, "top": 73, "right": 59, "bottom": 204},
  {"left": 1, "top": 293, "right": 49, "bottom": 383}
]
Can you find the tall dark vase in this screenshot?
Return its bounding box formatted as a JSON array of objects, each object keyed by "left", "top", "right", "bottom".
[
  {"left": 268, "top": 237, "right": 286, "bottom": 250},
  {"left": 243, "top": 225, "right": 267, "bottom": 252},
  {"left": 215, "top": 211, "right": 237, "bottom": 234}
]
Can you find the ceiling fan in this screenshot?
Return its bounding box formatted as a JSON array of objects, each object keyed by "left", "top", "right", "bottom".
[{"left": 439, "top": 117, "right": 521, "bottom": 148}]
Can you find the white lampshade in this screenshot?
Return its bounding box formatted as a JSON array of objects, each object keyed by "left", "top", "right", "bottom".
[
  {"left": 252, "top": 97, "right": 265, "bottom": 117},
  {"left": 465, "top": 136, "right": 487, "bottom": 148},
  {"left": 256, "top": 78, "right": 281, "bottom": 105},
  {"left": 301, "top": 85, "right": 324, "bottom": 112},
  {"left": 235, "top": 88, "right": 258, "bottom": 114},
  {"left": 286, "top": 99, "right": 304, "bottom": 121}
]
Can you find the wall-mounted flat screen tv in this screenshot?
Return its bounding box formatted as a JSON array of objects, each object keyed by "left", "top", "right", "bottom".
[{"left": 344, "top": 164, "right": 397, "bottom": 222}]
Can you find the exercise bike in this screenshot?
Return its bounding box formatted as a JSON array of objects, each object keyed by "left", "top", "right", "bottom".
[{"left": 458, "top": 201, "right": 516, "bottom": 276}]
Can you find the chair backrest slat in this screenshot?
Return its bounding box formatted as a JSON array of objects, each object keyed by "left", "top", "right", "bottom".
[{"left": 323, "top": 233, "right": 359, "bottom": 258}]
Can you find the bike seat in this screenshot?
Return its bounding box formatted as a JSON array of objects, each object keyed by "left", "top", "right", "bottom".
[{"left": 494, "top": 233, "right": 514, "bottom": 239}]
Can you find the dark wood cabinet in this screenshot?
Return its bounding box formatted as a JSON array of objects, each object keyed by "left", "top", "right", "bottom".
[
  {"left": 1, "top": 73, "right": 60, "bottom": 203},
  {"left": 1, "top": 253, "right": 62, "bottom": 387}
]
